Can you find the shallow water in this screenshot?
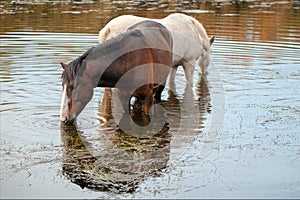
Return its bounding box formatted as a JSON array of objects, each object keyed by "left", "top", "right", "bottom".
[{"left": 1, "top": 0, "right": 300, "bottom": 198}]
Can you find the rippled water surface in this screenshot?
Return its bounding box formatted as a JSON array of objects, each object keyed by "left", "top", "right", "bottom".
[{"left": 1, "top": 0, "right": 300, "bottom": 198}]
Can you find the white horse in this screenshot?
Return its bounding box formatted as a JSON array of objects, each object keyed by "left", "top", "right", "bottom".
[{"left": 99, "top": 13, "right": 214, "bottom": 85}]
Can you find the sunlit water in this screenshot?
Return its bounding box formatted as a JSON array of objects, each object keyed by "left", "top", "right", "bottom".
[{"left": 0, "top": 0, "right": 300, "bottom": 198}]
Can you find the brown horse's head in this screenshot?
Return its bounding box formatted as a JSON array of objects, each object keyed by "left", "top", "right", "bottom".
[
  {"left": 60, "top": 60, "right": 77, "bottom": 125},
  {"left": 60, "top": 48, "right": 95, "bottom": 125}
]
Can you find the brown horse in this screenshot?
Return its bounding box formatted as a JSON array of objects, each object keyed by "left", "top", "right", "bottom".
[{"left": 60, "top": 21, "right": 173, "bottom": 124}]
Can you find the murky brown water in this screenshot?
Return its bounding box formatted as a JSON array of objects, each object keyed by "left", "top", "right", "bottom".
[{"left": 1, "top": 0, "right": 300, "bottom": 198}]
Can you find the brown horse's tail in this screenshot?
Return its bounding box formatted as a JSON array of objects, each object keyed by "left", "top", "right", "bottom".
[{"left": 188, "top": 16, "right": 214, "bottom": 48}]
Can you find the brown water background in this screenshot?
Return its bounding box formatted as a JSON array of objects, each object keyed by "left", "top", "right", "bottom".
[{"left": 0, "top": 0, "right": 300, "bottom": 198}]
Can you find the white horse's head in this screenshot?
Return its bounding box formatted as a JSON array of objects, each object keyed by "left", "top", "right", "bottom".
[{"left": 198, "top": 36, "right": 214, "bottom": 75}]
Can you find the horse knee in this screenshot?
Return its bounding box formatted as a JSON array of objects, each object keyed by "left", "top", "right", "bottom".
[
  {"left": 142, "top": 101, "right": 150, "bottom": 115},
  {"left": 168, "top": 68, "right": 177, "bottom": 83}
]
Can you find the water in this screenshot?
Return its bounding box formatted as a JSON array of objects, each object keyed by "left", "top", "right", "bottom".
[{"left": 1, "top": 0, "right": 300, "bottom": 198}]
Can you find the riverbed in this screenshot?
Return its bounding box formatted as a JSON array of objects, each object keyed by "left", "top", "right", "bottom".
[{"left": 0, "top": 0, "right": 299, "bottom": 198}]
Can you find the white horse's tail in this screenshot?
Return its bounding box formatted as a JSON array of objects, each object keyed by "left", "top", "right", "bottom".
[
  {"left": 99, "top": 27, "right": 110, "bottom": 43},
  {"left": 99, "top": 15, "right": 146, "bottom": 44}
]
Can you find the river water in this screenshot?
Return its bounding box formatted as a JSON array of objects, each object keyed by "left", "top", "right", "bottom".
[{"left": 0, "top": 0, "right": 300, "bottom": 198}]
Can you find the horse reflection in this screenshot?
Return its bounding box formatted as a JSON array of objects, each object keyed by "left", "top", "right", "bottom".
[
  {"left": 164, "top": 75, "right": 211, "bottom": 150},
  {"left": 61, "top": 103, "right": 171, "bottom": 193},
  {"left": 98, "top": 74, "right": 211, "bottom": 152},
  {"left": 60, "top": 75, "right": 211, "bottom": 193},
  {"left": 195, "top": 75, "right": 211, "bottom": 115}
]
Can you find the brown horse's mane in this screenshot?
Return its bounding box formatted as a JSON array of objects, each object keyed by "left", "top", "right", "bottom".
[{"left": 62, "top": 47, "right": 95, "bottom": 84}]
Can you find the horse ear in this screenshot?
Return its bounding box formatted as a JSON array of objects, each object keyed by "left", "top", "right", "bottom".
[
  {"left": 209, "top": 36, "right": 215, "bottom": 46},
  {"left": 61, "top": 62, "right": 67, "bottom": 69}
]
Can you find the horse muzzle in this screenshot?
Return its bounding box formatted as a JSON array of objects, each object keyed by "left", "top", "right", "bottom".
[{"left": 60, "top": 115, "right": 75, "bottom": 125}]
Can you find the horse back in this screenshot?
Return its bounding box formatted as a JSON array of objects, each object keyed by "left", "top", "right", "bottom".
[
  {"left": 128, "top": 20, "right": 173, "bottom": 55},
  {"left": 95, "top": 21, "right": 173, "bottom": 89}
]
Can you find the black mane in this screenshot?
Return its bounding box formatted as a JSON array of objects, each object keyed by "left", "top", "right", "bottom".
[{"left": 62, "top": 47, "right": 95, "bottom": 84}]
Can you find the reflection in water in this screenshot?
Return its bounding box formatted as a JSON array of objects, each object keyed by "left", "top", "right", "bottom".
[
  {"left": 195, "top": 75, "right": 211, "bottom": 116},
  {"left": 61, "top": 115, "right": 170, "bottom": 193},
  {"left": 1, "top": 0, "right": 299, "bottom": 42},
  {"left": 61, "top": 75, "right": 211, "bottom": 193},
  {"left": 168, "top": 75, "right": 211, "bottom": 150},
  {"left": 61, "top": 125, "right": 170, "bottom": 193}
]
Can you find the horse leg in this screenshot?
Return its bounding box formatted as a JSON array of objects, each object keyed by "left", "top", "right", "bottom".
[
  {"left": 183, "top": 61, "right": 195, "bottom": 86},
  {"left": 116, "top": 89, "right": 131, "bottom": 115},
  {"left": 154, "top": 83, "right": 166, "bottom": 101},
  {"left": 168, "top": 65, "right": 178, "bottom": 86},
  {"left": 142, "top": 95, "right": 153, "bottom": 115},
  {"left": 142, "top": 86, "right": 154, "bottom": 115}
]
